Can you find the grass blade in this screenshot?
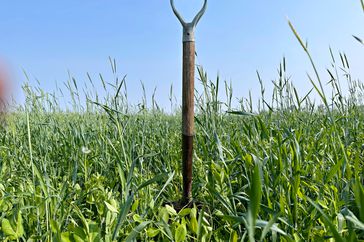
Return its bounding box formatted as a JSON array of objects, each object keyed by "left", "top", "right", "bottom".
[
  {"left": 248, "top": 164, "right": 262, "bottom": 242},
  {"left": 112, "top": 193, "right": 134, "bottom": 240}
]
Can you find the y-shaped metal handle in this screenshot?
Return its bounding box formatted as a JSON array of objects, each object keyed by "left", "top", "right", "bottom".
[{"left": 170, "top": 0, "right": 207, "bottom": 42}]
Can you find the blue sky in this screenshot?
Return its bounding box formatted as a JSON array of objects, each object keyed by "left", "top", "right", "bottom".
[{"left": 1, "top": 1, "right": 364, "bottom": 110}]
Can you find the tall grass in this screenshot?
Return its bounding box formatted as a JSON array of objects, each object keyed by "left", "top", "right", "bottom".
[
  {"left": 0, "top": 48, "right": 363, "bottom": 241},
  {"left": 1, "top": 20, "right": 364, "bottom": 242}
]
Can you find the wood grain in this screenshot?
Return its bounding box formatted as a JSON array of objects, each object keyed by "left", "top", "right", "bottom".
[
  {"left": 182, "top": 41, "right": 195, "bottom": 136},
  {"left": 181, "top": 41, "right": 195, "bottom": 203}
]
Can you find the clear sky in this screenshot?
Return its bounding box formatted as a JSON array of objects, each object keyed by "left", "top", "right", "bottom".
[{"left": 1, "top": 1, "right": 364, "bottom": 111}]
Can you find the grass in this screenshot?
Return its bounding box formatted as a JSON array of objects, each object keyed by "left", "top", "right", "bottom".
[{"left": 1, "top": 22, "right": 364, "bottom": 242}]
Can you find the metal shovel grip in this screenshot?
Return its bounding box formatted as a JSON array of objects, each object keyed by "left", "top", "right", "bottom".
[{"left": 170, "top": 0, "right": 207, "bottom": 42}]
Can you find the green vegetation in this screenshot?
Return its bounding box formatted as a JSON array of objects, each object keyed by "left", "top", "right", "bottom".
[{"left": 1, "top": 22, "right": 364, "bottom": 242}]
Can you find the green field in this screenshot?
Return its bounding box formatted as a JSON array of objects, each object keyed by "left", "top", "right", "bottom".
[
  {"left": 1, "top": 62, "right": 364, "bottom": 241},
  {"left": 1, "top": 24, "right": 364, "bottom": 242}
]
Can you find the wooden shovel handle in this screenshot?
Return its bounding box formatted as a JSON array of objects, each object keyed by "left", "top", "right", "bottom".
[
  {"left": 182, "top": 41, "right": 195, "bottom": 136},
  {"left": 182, "top": 41, "right": 195, "bottom": 203}
]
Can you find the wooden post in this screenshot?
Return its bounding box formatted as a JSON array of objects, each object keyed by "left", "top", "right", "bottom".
[
  {"left": 170, "top": 0, "right": 207, "bottom": 205},
  {"left": 182, "top": 41, "right": 195, "bottom": 203}
]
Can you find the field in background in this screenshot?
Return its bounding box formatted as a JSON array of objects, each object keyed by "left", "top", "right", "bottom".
[{"left": 1, "top": 54, "right": 364, "bottom": 241}]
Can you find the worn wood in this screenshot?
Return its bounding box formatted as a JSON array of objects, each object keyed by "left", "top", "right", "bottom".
[
  {"left": 182, "top": 134, "right": 193, "bottom": 202},
  {"left": 182, "top": 41, "right": 195, "bottom": 203},
  {"left": 182, "top": 41, "right": 195, "bottom": 136}
]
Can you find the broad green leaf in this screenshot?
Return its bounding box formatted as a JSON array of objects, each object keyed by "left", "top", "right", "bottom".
[
  {"left": 190, "top": 216, "right": 198, "bottom": 234},
  {"left": 1, "top": 219, "right": 16, "bottom": 238},
  {"left": 230, "top": 230, "right": 238, "bottom": 242},
  {"left": 88, "top": 220, "right": 100, "bottom": 234},
  {"left": 190, "top": 207, "right": 197, "bottom": 218},
  {"left": 133, "top": 214, "right": 143, "bottom": 223},
  {"left": 61, "top": 232, "right": 72, "bottom": 242},
  {"left": 16, "top": 211, "right": 24, "bottom": 237},
  {"left": 175, "top": 224, "right": 187, "bottom": 242},
  {"left": 105, "top": 201, "right": 119, "bottom": 214},
  {"left": 131, "top": 199, "right": 139, "bottom": 212},
  {"left": 159, "top": 207, "right": 169, "bottom": 223},
  {"left": 72, "top": 227, "right": 87, "bottom": 242},
  {"left": 165, "top": 205, "right": 177, "bottom": 216},
  {"left": 149, "top": 199, "right": 155, "bottom": 209},
  {"left": 178, "top": 208, "right": 191, "bottom": 217},
  {"left": 73, "top": 234, "right": 85, "bottom": 242},
  {"left": 146, "top": 227, "right": 160, "bottom": 238},
  {"left": 50, "top": 220, "right": 59, "bottom": 233}
]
